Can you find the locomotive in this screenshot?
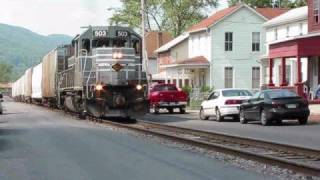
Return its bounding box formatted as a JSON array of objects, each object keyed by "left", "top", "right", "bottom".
[{"left": 12, "top": 26, "right": 149, "bottom": 119}]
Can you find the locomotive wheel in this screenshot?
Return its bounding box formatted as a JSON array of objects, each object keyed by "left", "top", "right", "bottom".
[{"left": 79, "top": 111, "right": 87, "bottom": 120}]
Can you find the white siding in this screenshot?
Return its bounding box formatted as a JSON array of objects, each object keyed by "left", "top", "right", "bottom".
[
  {"left": 210, "top": 7, "right": 265, "bottom": 89},
  {"left": 189, "top": 32, "right": 211, "bottom": 60},
  {"left": 265, "top": 20, "right": 308, "bottom": 44}
]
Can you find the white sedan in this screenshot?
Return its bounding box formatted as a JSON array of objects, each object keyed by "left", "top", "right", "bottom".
[{"left": 199, "top": 89, "right": 252, "bottom": 121}]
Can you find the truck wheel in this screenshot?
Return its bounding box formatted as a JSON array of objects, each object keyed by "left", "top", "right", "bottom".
[
  {"left": 179, "top": 108, "right": 186, "bottom": 114},
  {"left": 298, "top": 117, "right": 308, "bottom": 125},
  {"left": 154, "top": 107, "right": 159, "bottom": 114},
  {"left": 168, "top": 108, "right": 174, "bottom": 114}
]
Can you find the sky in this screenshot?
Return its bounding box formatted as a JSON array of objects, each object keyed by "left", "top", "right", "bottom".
[
  {"left": 0, "top": 0, "right": 228, "bottom": 37},
  {"left": 0, "top": 0, "right": 122, "bottom": 37}
]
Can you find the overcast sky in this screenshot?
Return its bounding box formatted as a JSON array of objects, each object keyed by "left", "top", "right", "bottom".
[
  {"left": 0, "top": 0, "right": 122, "bottom": 37},
  {"left": 0, "top": 0, "right": 228, "bottom": 37}
]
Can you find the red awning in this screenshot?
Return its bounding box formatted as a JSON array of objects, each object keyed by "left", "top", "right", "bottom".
[{"left": 269, "top": 34, "right": 320, "bottom": 58}]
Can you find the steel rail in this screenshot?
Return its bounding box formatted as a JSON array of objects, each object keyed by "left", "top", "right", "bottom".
[
  {"left": 97, "top": 119, "right": 320, "bottom": 177},
  {"left": 41, "top": 105, "right": 320, "bottom": 177}
]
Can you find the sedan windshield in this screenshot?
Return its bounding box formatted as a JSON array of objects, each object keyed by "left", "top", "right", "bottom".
[
  {"left": 222, "top": 90, "right": 252, "bottom": 97},
  {"left": 266, "top": 90, "right": 298, "bottom": 98}
]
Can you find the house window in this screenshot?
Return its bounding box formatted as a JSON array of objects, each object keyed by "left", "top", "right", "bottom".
[
  {"left": 252, "top": 67, "right": 260, "bottom": 89},
  {"left": 225, "top": 32, "right": 233, "bottom": 51},
  {"left": 252, "top": 32, "right": 260, "bottom": 52},
  {"left": 224, "top": 67, "right": 233, "bottom": 88},
  {"left": 314, "top": 0, "right": 320, "bottom": 23}
]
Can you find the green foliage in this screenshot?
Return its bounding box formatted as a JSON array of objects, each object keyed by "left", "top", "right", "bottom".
[
  {"left": 0, "top": 23, "right": 72, "bottom": 81},
  {"left": 182, "top": 85, "right": 192, "bottom": 94},
  {"left": 228, "top": 0, "right": 306, "bottom": 8},
  {"left": 0, "top": 62, "right": 12, "bottom": 82},
  {"left": 110, "top": 0, "right": 218, "bottom": 37},
  {"left": 201, "top": 86, "right": 212, "bottom": 93}
]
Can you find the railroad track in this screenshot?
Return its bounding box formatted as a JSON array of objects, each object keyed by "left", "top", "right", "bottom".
[
  {"left": 96, "top": 119, "right": 320, "bottom": 177},
  {"left": 42, "top": 105, "right": 320, "bottom": 176}
]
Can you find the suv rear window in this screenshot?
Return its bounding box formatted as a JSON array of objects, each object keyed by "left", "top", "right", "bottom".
[
  {"left": 222, "top": 90, "right": 252, "bottom": 97},
  {"left": 153, "top": 85, "right": 177, "bottom": 91},
  {"left": 266, "top": 90, "right": 298, "bottom": 99}
]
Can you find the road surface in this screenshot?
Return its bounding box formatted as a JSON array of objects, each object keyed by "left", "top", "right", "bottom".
[
  {"left": 0, "top": 102, "right": 275, "bottom": 180},
  {"left": 142, "top": 110, "right": 320, "bottom": 150}
]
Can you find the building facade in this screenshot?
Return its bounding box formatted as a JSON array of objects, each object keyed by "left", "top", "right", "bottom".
[
  {"left": 263, "top": 0, "right": 320, "bottom": 100},
  {"left": 156, "top": 4, "right": 287, "bottom": 90}
]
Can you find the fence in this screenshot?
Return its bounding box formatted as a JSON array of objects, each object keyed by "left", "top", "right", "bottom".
[{"left": 188, "top": 88, "right": 210, "bottom": 109}]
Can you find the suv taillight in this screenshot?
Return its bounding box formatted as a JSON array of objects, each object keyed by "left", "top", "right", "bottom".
[{"left": 225, "top": 99, "right": 242, "bottom": 105}]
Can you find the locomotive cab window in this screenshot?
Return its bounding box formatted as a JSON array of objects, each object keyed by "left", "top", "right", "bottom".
[
  {"left": 133, "top": 40, "right": 141, "bottom": 55},
  {"left": 112, "top": 39, "right": 127, "bottom": 47},
  {"left": 82, "top": 39, "right": 91, "bottom": 53},
  {"left": 92, "top": 39, "right": 110, "bottom": 48}
]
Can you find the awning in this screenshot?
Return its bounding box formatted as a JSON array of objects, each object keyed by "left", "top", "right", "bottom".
[{"left": 160, "top": 56, "right": 210, "bottom": 68}]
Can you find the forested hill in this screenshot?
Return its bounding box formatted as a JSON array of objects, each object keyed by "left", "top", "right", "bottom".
[{"left": 0, "top": 23, "right": 73, "bottom": 80}]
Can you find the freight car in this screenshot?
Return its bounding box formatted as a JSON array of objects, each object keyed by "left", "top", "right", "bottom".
[{"left": 12, "top": 26, "right": 149, "bottom": 119}]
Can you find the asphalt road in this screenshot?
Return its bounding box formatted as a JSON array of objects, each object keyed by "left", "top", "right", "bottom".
[
  {"left": 0, "top": 102, "right": 275, "bottom": 180},
  {"left": 141, "top": 110, "right": 320, "bottom": 150}
]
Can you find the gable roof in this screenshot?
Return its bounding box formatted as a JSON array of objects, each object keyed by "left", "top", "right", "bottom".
[
  {"left": 188, "top": 4, "right": 288, "bottom": 33},
  {"left": 187, "top": 5, "right": 241, "bottom": 32},
  {"left": 263, "top": 6, "right": 307, "bottom": 28},
  {"left": 155, "top": 33, "right": 189, "bottom": 53},
  {"left": 255, "top": 8, "right": 289, "bottom": 20}
]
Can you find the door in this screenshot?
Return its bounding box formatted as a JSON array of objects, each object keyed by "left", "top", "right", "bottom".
[
  {"left": 251, "top": 92, "right": 265, "bottom": 120},
  {"left": 203, "top": 91, "right": 219, "bottom": 116},
  {"left": 244, "top": 92, "right": 260, "bottom": 119}
]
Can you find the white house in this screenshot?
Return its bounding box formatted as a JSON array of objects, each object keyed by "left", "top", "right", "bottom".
[
  {"left": 156, "top": 4, "right": 287, "bottom": 90},
  {"left": 261, "top": 6, "right": 308, "bottom": 88}
]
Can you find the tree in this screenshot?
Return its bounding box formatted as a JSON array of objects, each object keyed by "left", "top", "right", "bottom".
[
  {"left": 0, "top": 63, "right": 12, "bottom": 83},
  {"left": 228, "top": 0, "right": 306, "bottom": 8},
  {"left": 109, "top": 0, "right": 218, "bottom": 37}
]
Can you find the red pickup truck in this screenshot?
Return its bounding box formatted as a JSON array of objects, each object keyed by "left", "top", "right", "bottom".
[{"left": 149, "top": 83, "right": 188, "bottom": 114}]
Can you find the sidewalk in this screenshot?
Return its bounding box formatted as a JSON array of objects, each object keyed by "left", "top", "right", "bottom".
[{"left": 309, "top": 104, "right": 320, "bottom": 115}]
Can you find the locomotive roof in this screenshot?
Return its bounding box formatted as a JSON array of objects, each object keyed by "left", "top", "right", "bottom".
[{"left": 72, "top": 26, "right": 141, "bottom": 42}]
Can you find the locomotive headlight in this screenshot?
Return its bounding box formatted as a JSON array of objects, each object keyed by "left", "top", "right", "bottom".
[
  {"left": 136, "top": 84, "right": 143, "bottom": 90},
  {"left": 96, "top": 84, "right": 103, "bottom": 91},
  {"left": 113, "top": 52, "right": 123, "bottom": 59}
]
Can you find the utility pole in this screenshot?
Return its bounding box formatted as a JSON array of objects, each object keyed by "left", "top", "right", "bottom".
[{"left": 141, "top": 0, "right": 150, "bottom": 82}]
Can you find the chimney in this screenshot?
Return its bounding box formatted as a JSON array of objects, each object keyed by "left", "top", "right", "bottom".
[{"left": 157, "top": 32, "right": 163, "bottom": 48}]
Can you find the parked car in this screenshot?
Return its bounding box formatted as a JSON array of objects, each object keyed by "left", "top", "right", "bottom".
[
  {"left": 199, "top": 89, "right": 252, "bottom": 121},
  {"left": 0, "top": 93, "right": 3, "bottom": 114},
  {"left": 149, "top": 83, "right": 188, "bottom": 114},
  {"left": 239, "top": 89, "right": 310, "bottom": 126}
]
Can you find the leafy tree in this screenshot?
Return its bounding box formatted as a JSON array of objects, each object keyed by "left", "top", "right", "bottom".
[
  {"left": 228, "top": 0, "right": 306, "bottom": 8},
  {"left": 0, "top": 62, "right": 12, "bottom": 83},
  {"left": 109, "top": 0, "right": 218, "bottom": 37}
]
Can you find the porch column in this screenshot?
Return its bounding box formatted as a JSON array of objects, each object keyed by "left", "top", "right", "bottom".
[
  {"left": 318, "top": 57, "right": 320, "bottom": 84},
  {"left": 281, "top": 57, "right": 287, "bottom": 86},
  {"left": 268, "top": 58, "right": 275, "bottom": 86},
  {"left": 295, "top": 56, "right": 303, "bottom": 97}
]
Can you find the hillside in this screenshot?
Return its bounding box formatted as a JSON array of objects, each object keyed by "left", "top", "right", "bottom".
[{"left": 0, "top": 23, "right": 73, "bottom": 80}]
